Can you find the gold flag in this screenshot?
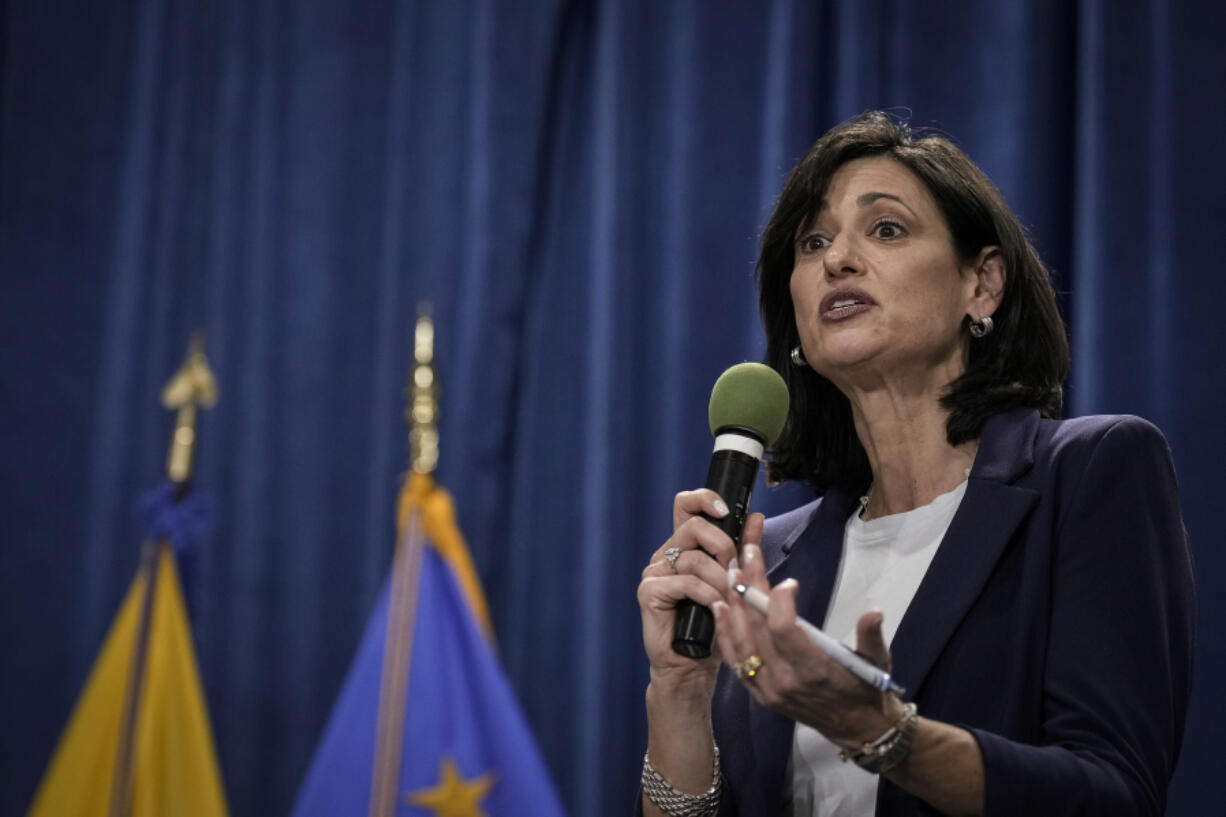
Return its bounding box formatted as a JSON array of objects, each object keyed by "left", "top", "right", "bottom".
[{"left": 27, "top": 545, "right": 228, "bottom": 817}]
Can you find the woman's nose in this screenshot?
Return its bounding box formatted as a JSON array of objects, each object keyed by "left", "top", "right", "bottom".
[{"left": 823, "top": 235, "right": 861, "bottom": 279}]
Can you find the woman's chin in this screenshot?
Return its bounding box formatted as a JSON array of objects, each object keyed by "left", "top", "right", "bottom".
[{"left": 812, "top": 344, "right": 884, "bottom": 376}]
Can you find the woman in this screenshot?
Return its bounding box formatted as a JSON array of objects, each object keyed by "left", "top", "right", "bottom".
[{"left": 636, "top": 112, "right": 1195, "bottom": 817}]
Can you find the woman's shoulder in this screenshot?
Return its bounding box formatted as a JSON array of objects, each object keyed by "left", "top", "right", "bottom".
[
  {"left": 1022, "top": 412, "right": 1179, "bottom": 500},
  {"left": 1035, "top": 412, "right": 1172, "bottom": 461},
  {"left": 963, "top": 408, "right": 1179, "bottom": 501}
]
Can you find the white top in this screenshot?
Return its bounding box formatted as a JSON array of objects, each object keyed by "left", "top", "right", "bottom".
[{"left": 785, "top": 477, "right": 968, "bottom": 817}]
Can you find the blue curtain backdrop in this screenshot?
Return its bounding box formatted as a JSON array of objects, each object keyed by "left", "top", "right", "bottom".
[{"left": 2, "top": 1, "right": 1223, "bottom": 815}]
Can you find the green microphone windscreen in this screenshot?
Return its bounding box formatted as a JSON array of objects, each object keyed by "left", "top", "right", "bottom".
[{"left": 707, "top": 362, "right": 790, "bottom": 446}]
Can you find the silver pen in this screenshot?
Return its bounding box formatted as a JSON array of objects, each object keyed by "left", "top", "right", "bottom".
[{"left": 732, "top": 582, "right": 906, "bottom": 696}]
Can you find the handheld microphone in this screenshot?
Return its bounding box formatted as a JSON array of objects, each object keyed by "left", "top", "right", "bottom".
[{"left": 672, "top": 362, "right": 790, "bottom": 658}]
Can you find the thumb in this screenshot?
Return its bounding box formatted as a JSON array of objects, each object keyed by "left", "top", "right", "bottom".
[{"left": 854, "top": 609, "right": 892, "bottom": 671}]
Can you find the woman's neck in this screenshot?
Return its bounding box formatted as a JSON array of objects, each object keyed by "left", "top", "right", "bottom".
[{"left": 844, "top": 380, "right": 977, "bottom": 520}]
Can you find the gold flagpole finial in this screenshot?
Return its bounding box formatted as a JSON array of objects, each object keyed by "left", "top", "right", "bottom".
[
  {"left": 407, "top": 306, "right": 439, "bottom": 475},
  {"left": 161, "top": 331, "right": 219, "bottom": 487}
]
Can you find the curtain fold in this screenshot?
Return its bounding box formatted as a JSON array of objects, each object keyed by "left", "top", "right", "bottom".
[{"left": 3, "top": 1, "right": 1222, "bottom": 815}]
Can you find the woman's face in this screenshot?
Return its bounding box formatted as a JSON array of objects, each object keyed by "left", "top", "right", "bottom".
[{"left": 789, "top": 156, "right": 992, "bottom": 389}]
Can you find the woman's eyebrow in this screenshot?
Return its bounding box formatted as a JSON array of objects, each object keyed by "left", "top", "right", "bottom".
[{"left": 856, "top": 191, "right": 912, "bottom": 212}]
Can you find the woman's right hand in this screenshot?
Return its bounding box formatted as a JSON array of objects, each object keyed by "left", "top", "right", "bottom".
[
  {"left": 637, "top": 491, "right": 763, "bottom": 811},
  {"left": 637, "top": 489, "right": 764, "bottom": 698}
]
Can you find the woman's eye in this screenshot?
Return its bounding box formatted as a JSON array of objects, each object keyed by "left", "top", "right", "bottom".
[
  {"left": 873, "top": 220, "right": 905, "bottom": 240},
  {"left": 798, "top": 234, "right": 827, "bottom": 254}
]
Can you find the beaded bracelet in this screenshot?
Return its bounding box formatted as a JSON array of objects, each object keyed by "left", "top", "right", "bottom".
[{"left": 641, "top": 744, "right": 721, "bottom": 817}]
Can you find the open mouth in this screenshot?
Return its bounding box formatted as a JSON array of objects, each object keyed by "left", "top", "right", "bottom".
[{"left": 820, "top": 288, "right": 876, "bottom": 319}]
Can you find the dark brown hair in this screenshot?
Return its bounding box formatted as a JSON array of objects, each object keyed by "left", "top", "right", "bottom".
[{"left": 759, "top": 111, "right": 1070, "bottom": 493}]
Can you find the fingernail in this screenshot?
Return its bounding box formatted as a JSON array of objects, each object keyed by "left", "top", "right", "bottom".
[
  {"left": 742, "top": 543, "right": 758, "bottom": 564},
  {"left": 780, "top": 578, "right": 798, "bottom": 591},
  {"left": 712, "top": 601, "right": 725, "bottom": 621},
  {"left": 726, "top": 559, "right": 739, "bottom": 589},
  {"left": 713, "top": 499, "right": 730, "bottom": 517}
]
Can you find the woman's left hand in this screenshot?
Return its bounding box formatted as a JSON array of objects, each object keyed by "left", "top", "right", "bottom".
[{"left": 712, "top": 542, "right": 906, "bottom": 749}]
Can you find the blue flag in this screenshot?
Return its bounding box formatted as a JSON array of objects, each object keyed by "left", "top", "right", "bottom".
[{"left": 292, "top": 475, "right": 567, "bottom": 817}]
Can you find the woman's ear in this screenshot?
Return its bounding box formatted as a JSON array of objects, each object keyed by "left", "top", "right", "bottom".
[{"left": 968, "top": 246, "right": 1006, "bottom": 317}]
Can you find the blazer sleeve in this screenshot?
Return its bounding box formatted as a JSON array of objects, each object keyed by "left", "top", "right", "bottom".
[{"left": 968, "top": 416, "right": 1196, "bottom": 817}]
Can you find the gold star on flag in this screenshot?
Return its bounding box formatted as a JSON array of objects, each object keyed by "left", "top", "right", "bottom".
[{"left": 405, "top": 755, "right": 498, "bottom": 817}]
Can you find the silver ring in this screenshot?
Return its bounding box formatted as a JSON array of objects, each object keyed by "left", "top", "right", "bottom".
[{"left": 664, "top": 547, "right": 681, "bottom": 573}]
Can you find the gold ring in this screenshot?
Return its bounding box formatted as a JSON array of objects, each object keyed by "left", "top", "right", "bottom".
[{"left": 735, "top": 654, "right": 764, "bottom": 681}]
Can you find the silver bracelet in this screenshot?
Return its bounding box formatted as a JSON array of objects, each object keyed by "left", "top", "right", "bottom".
[
  {"left": 838, "top": 701, "right": 919, "bottom": 774},
  {"left": 641, "top": 744, "right": 722, "bottom": 817}
]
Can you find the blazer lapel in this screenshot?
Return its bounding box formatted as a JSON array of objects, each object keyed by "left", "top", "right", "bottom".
[
  {"left": 774, "top": 487, "right": 857, "bottom": 627},
  {"left": 748, "top": 488, "right": 858, "bottom": 812},
  {"left": 889, "top": 409, "right": 1042, "bottom": 698}
]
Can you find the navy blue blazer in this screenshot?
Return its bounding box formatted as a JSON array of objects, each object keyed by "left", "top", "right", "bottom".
[{"left": 709, "top": 409, "right": 1195, "bottom": 816}]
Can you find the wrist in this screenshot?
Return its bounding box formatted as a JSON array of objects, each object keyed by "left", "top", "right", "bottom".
[
  {"left": 648, "top": 662, "right": 717, "bottom": 701},
  {"left": 834, "top": 693, "right": 907, "bottom": 752},
  {"left": 838, "top": 700, "right": 919, "bottom": 775},
  {"left": 646, "top": 678, "right": 713, "bottom": 722},
  {"left": 645, "top": 680, "right": 715, "bottom": 772}
]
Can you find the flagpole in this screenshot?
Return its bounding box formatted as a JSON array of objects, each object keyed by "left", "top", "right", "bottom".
[
  {"left": 368, "top": 308, "right": 439, "bottom": 817},
  {"left": 107, "top": 334, "right": 218, "bottom": 817}
]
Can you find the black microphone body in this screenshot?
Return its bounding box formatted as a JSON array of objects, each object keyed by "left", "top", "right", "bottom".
[{"left": 672, "top": 426, "right": 764, "bottom": 658}]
